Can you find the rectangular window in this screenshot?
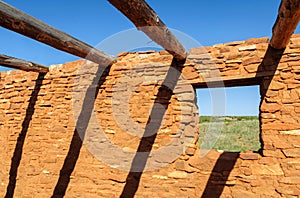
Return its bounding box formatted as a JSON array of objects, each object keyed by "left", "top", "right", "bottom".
[{"left": 197, "top": 86, "right": 261, "bottom": 152}]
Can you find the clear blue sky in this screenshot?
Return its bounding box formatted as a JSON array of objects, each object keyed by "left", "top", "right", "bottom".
[{"left": 1, "top": 0, "right": 299, "bottom": 116}]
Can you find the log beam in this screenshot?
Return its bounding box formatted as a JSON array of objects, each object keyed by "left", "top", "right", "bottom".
[
  {"left": 108, "top": 0, "right": 188, "bottom": 60},
  {"left": 0, "top": 1, "right": 115, "bottom": 66},
  {"left": 270, "top": 0, "right": 300, "bottom": 49},
  {"left": 0, "top": 54, "right": 49, "bottom": 73}
]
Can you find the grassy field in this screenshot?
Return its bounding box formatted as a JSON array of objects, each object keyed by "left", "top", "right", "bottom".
[{"left": 198, "top": 116, "right": 260, "bottom": 152}]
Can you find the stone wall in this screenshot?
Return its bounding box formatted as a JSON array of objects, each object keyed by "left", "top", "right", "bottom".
[{"left": 0, "top": 35, "right": 299, "bottom": 197}]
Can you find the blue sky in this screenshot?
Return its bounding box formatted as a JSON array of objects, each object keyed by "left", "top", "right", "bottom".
[{"left": 0, "top": 0, "right": 299, "bottom": 116}]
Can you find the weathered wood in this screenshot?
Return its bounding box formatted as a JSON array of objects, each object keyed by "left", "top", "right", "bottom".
[
  {"left": 108, "top": 0, "right": 188, "bottom": 60},
  {"left": 270, "top": 0, "right": 300, "bottom": 49},
  {"left": 0, "top": 1, "right": 115, "bottom": 66},
  {"left": 0, "top": 54, "right": 49, "bottom": 73}
]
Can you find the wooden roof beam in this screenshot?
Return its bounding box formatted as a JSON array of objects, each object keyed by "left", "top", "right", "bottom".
[
  {"left": 108, "top": 0, "right": 188, "bottom": 60},
  {"left": 0, "top": 1, "right": 115, "bottom": 66},
  {"left": 0, "top": 54, "right": 49, "bottom": 73},
  {"left": 270, "top": 0, "right": 300, "bottom": 49}
]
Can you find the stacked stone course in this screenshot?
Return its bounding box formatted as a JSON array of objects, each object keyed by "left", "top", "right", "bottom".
[{"left": 0, "top": 35, "right": 299, "bottom": 197}]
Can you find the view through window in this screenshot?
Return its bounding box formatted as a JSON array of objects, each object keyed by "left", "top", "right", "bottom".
[{"left": 196, "top": 86, "right": 261, "bottom": 152}]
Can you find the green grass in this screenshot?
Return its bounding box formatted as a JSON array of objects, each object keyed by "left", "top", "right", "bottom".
[{"left": 198, "top": 116, "right": 261, "bottom": 152}]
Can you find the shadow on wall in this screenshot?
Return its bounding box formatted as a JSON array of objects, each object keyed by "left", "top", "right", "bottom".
[
  {"left": 5, "top": 73, "right": 46, "bottom": 198},
  {"left": 120, "top": 58, "right": 186, "bottom": 198},
  {"left": 51, "top": 64, "right": 112, "bottom": 197},
  {"left": 256, "top": 45, "right": 285, "bottom": 155},
  {"left": 201, "top": 45, "right": 285, "bottom": 197},
  {"left": 201, "top": 152, "right": 240, "bottom": 198},
  {"left": 5, "top": 45, "right": 285, "bottom": 198}
]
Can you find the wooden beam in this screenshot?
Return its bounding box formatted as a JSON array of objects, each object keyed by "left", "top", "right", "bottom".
[
  {"left": 270, "top": 0, "right": 300, "bottom": 49},
  {"left": 0, "top": 1, "right": 115, "bottom": 66},
  {"left": 108, "top": 0, "right": 188, "bottom": 60},
  {"left": 0, "top": 54, "right": 49, "bottom": 73}
]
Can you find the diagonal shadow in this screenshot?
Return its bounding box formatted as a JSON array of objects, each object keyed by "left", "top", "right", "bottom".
[
  {"left": 51, "top": 64, "right": 111, "bottom": 198},
  {"left": 256, "top": 45, "right": 285, "bottom": 155},
  {"left": 201, "top": 45, "right": 285, "bottom": 197},
  {"left": 5, "top": 73, "right": 46, "bottom": 198},
  {"left": 51, "top": 128, "right": 82, "bottom": 198},
  {"left": 120, "top": 58, "right": 186, "bottom": 198},
  {"left": 201, "top": 152, "right": 239, "bottom": 198}
]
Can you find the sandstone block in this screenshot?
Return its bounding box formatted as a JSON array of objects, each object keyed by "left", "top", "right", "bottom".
[
  {"left": 269, "top": 81, "right": 286, "bottom": 90},
  {"left": 280, "top": 130, "right": 300, "bottom": 135},
  {"left": 252, "top": 163, "right": 284, "bottom": 176},
  {"left": 168, "top": 171, "right": 188, "bottom": 179},
  {"left": 152, "top": 175, "right": 168, "bottom": 180},
  {"left": 260, "top": 103, "right": 281, "bottom": 113},
  {"left": 258, "top": 157, "right": 278, "bottom": 165},
  {"left": 283, "top": 148, "right": 300, "bottom": 158},
  {"left": 244, "top": 64, "right": 259, "bottom": 73},
  {"left": 276, "top": 185, "right": 300, "bottom": 196},
  {"left": 225, "top": 41, "right": 245, "bottom": 46},
  {"left": 263, "top": 150, "right": 286, "bottom": 158},
  {"left": 242, "top": 56, "right": 261, "bottom": 66},
  {"left": 262, "top": 123, "right": 299, "bottom": 131},
  {"left": 190, "top": 47, "right": 207, "bottom": 55},
  {"left": 240, "top": 152, "right": 260, "bottom": 160},
  {"left": 238, "top": 45, "right": 257, "bottom": 51},
  {"left": 279, "top": 177, "right": 300, "bottom": 184},
  {"left": 245, "top": 37, "right": 269, "bottom": 45}
]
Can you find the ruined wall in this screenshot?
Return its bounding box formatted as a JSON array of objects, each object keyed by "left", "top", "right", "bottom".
[{"left": 0, "top": 35, "right": 299, "bottom": 197}]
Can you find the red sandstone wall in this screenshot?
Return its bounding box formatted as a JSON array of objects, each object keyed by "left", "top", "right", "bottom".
[{"left": 0, "top": 35, "right": 299, "bottom": 197}]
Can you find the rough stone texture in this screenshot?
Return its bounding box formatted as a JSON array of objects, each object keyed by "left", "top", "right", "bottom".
[{"left": 0, "top": 35, "right": 300, "bottom": 197}]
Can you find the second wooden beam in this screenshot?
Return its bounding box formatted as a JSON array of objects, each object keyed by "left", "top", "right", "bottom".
[
  {"left": 0, "top": 54, "right": 49, "bottom": 73},
  {"left": 108, "top": 0, "right": 188, "bottom": 60}
]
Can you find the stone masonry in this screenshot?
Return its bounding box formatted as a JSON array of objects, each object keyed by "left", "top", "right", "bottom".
[{"left": 0, "top": 35, "right": 300, "bottom": 197}]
